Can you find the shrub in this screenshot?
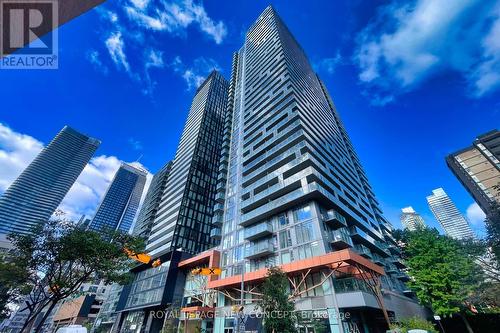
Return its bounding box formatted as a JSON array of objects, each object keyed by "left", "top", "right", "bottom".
[{"left": 389, "top": 316, "right": 439, "bottom": 333}]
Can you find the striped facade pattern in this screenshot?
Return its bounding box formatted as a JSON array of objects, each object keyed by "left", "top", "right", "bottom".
[
  {"left": 0, "top": 126, "right": 100, "bottom": 235},
  {"left": 147, "top": 71, "right": 229, "bottom": 256}
]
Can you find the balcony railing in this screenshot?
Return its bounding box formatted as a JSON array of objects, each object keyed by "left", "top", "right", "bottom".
[
  {"left": 323, "top": 209, "right": 347, "bottom": 228},
  {"left": 333, "top": 278, "right": 372, "bottom": 294},
  {"left": 245, "top": 240, "right": 274, "bottom": 259},
  {"left": 331, "top": 228, "right": 353, "bottom": 249},
  {"left": 210, "top": 228, "right": 221, "bottom": 239},
  {"left": 354, "top": 244, "right": 371, "bottom": 258},
  {"left": 215, "top": 192, "right": 225, "bottom": 203},
  {"left": 244, "top": 222, "right": 273, "bottom": 241},
  {"left": 212, "top": 213, "right": 223, "bottom": 226},
  {"left": 371, "top": 253, "right": 384, "bottom": 266},
  {"left": 385, "top": 263, "right": 398, "bottom": 273}
]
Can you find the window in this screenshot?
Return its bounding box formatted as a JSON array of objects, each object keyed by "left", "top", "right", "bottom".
[
  {"left": 295, "top": 221, "right": 315, "bottom": 243},
  {"left": 279, "top": 230, "right": 292, "bottom": 249},
  {"left": 278, "top": 213, "right": 289, "bottom": 226},
  {"left": 294, "top": 205, "right": 312, "bottom": 222},
  {"left": 281, "top": 251, "right": 291, "bottom": 264}
]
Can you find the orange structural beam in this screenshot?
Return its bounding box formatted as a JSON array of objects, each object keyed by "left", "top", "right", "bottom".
[
  {"left": 208, "top": 248, "right": 384, "bottom": 289},
  {"left": 178, "top": 249, "right": 221, "bottom": 282},
  {"left": 181, "top": 306, "right": 215, "bottom": 313}
]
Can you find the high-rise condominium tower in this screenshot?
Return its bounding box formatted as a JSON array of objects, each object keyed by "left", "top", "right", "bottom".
[
  {"left": 88, "top": 164, "right": 147, "bottom": 234},
  {"left": 0, "top": 126, "right": 100, "bottom": 236},
  {"left": 447, "top": 130, "right": 500, "bottom": 215},
  {"left": 105, "top": 71, "right": 229, "bottom": 333},
  {"left": 146, "top": 71, "right": 229, "bottom": 257},
  {"left": 400, "top": 206, "right": 426, "bottom": 231},
  {"left": 426, "top": 188, "right": 475, "bottom": 239},
  {"left": 132, "top": 161, "right": 172, "bottom": 239},
  {"left": 180, "top": 6, "right": 425, "bottom": 333}
]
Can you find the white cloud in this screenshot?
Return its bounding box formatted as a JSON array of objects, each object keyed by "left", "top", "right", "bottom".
[
  {"left": 86, "top": 50, "right": 109, "bottom": 75},
  {"left": 314, "top": 52, "right": 342, "bottom": 74},
  {"left": 145, "top": 49, "right": 165, "bottom": 69},
  {"left": 128, "top": 137, "right": 143, "bottom": 150},
  {"left": 105, "top": 31, "right": 130, "bottom": 72},
  {"left": 0, "top": 123, "right": 43, "bottom": 192},
  {"left": 354, "top": 0, "right": 500, "bottom": 103},
  {"left": 124, "top": 0, "right": 227, "bottom": 44},
  {"left": 0, "top": 124, "right": 151, "bottom": 223},
  {"left": 171, "top": 56, "right": 219, "bottom": 90},
  {"left": 466, "top": 202, "right": 486, "bottom": 225}
]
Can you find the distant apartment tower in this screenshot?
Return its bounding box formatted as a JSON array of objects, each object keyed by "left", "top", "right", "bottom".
[
  {"left": 426, "top": 188, "right": 475, "bottom": 239},
  {"left": 88, "top": 164, "right": 147, "bottom": 234},
  {"left": 186, "top": 6, "right": 426, "bottom": 333},
  {"left": 400, "top": 206, "right": 426, "bottom": 231},
  {"left": 107, "top": 71, "right": 229, "bottom": 333},
  {"left": 146, "top": 71, "right": 229, "bottom": 256},
  {"left": 447, "top": 130, "right": 500, "bottom": 215},
  {"left": 132, "top": 161, "right": 172, "bottom": 239},
  {"left": 0, "top": 126, "right": 100, "bottom": 236}
]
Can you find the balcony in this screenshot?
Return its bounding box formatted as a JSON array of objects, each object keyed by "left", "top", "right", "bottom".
[
  {"left": 215, "top": 192, "right": 225, "bottom": 203},
  {"left": 212, "top": 213, "right": 223, "bottom": 227},
  {"left": 322, "top": 209, "right": 347, "bottom": 228},
  {"left": 375, "top": 241, "right": 391, "bottom": 257},
  {"left": 371, "top": 253, "right": 384, "bottom": 266},
  {"left": 210, "top": 228, "right": 221, "bottom": 239},
  {"left": 395, "top": 272, "right": 410, "bottom": 282},
  {"left": 213, "top": 203, "right": 224, "bottom": 214},
  {"left": 332, "top": 277, "right": 371, "bottom": 294},
  {"left": 354, "top": 244, "right": 371, "bottom": 259},
  {"left": 244, "top": 222, "right": 273, "bottom": 241},
  {"left": 391, "top": 257, "right": 407, "bottom": 269},
  {"left": 330, "top": 228, "right": 353, "bottom": 250},
  {"left": 245, "top": 240, "right": 274, "bottom": 259},
  {"left": 385, "top": 263, "right": 398, "bottom": 274},
  {"left": 388, "top": 243, "right": 401, "bottom": 255}
]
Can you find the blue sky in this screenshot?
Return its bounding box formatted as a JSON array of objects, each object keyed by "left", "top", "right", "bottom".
[{"left": 1, "top": 0, "right": 499, "bottom": 236}]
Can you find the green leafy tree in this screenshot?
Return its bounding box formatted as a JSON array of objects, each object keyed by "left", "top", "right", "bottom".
[
  {"left": 258, "top": 267, "right": 297, "bottom": 333},
  {"left": 0, "top": 255, "right": 31, "bottom": 319},
  {"left": 4, "top": 218, "right": 145, "bottom": 333},
  {"left": 389, "top": 316, "right": 438, "bottom": 333},
  {"left": 485, "top": 201, "right": 500, "bottom": 267},
  {"left": 402, "top": 228, "right": 483, "bottom": 332}
]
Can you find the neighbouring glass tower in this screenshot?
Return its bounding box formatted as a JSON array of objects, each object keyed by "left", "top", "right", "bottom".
[
  {"left": 426, "top": 188, "right": 475, "bottom": 239},
  {"left": 201, "top": 6, "right": 425, "bottom": 333},
  {"left": 146, "top": 71, "right": 229, "bottom": 257},
  {"left": 88, "top": 163, "right": 147, "bottom": 234},
  {"left": 104, "top": 71, "right": 229, "bottom": 333},
  {"left": 446, "top": 130, "right": 500, "bottom": 215},
  {"left": 132, "top": 161, "right": 172, "bottom": 239},
  {"left": 0, "top": 126, "right": 100, "bottom": 236},
  {"left": 400, "top": 206, "right": 426, "bottom": 231}
]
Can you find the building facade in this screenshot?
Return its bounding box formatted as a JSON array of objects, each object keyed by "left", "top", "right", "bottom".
[
  {"left": 88, "top": 163, "right": 147, "bottom": 234},
  {"left": 99, "top": 71, "right": 229, "bottom": 333},
  {"left": 400, "top": 207, "right": 426, "bottom": 231},
  {"left": 426, "top": 188, "right": 475, "bottom": 239},
  {"left": 446, "top": 130, "right": 500, "bottom": 215},
  {"left": 133, "top": 161, "right": 172, "bottom": 239},
  {"left": 146, "top": 70, "right": 229, "bottom": 257},
  {"left": 181, "top": 6, "right": 426, "bottom": 333},
  {"left": 0, "top": 126, "right": 100, "bottom": 236}
]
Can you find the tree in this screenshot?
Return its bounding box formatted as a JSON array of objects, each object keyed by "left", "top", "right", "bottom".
[
  {"left": 402, "top": 228, "right": 483, "bottom": 332},
  {"left": 0, "top": 255, "right": 31, "bottom": 320},
  {"left": 4, "top": 218, "right": 145, "bottom": 333},
  {"left": 485, "top": 201, "right": 500, "bottom": 268},
  {"left": 258, "top": 267, "right": 297, "bottom": 333},
  {"left": 389, "top": 316, "right": 438, "bottom": 333}
]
